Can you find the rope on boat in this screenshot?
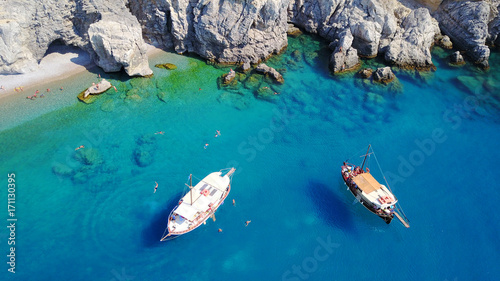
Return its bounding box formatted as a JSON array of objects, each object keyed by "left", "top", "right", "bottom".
[{"left": 371, "top": 146, "right": 411, "bottom": 225}]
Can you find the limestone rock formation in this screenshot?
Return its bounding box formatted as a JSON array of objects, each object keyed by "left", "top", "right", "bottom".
[
  {"left": 129, "top": 0, "right": 289, "bottom": 64},
  {"left": 373, "top": 67, "right": 395, "bottom": 84},
  {"left": 385, "top": 8, "right": 439, "bottom": 70},
  {"left": 328, "top": 29, "right": 360, "bottom": 73},
  {"left": 88, "top": 18, "right": 152, "bottom": 76},
  {"left": 450, "top": 51, "right": 465, "bottom": 65},
  {"left": 435, "top": 34, "right": 453, "bottom": 49},
  {"left": 435, "top": 0, "right": 491, "bottom": 68},
  {"left": 0, "top": 0, "right": 152, "bottom": 76},
  {"left": 360, "top": 68, "right": 374, "bottom": 79},
  {"left": 255, "top": 63, "right": 284, "bottom": 84}
]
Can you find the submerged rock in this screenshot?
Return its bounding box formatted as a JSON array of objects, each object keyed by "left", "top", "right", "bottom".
[
  {"left": 255, "top": 64, "right": 284, "bottom": 84},
  {"left": 155, "top": 63, "right": 177, "bottom": 70},
  {"left": 74, "top": 148, "right": 104, "bottom": 166},
  {"left": 359, "top": 68, "right": 374, "bottom": 79}
]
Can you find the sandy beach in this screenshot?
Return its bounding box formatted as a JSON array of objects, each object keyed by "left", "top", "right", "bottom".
[{"left": 0, "top": 44, "right": 164, "bottom": 100}]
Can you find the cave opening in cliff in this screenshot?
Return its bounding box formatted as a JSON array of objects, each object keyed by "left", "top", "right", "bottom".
[{"left": 43, "top": 39, "right": 91, "bottom": 67}]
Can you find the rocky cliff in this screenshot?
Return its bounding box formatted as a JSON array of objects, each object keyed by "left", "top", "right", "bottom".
[
  {"left": 0, "top": 0, "right": 152, "bottom": 76},
  {"left": 128, "top": 0, "right": 289, "bottom": 64},
  {"left": 434, "top": 0, "right": 492, "bottom": 68},
  {"left": 1, "top": 0, "right": 499, "bottom": 76}
]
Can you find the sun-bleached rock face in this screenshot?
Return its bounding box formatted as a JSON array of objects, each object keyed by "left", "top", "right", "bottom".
[
  {"left": 289, "top": 0, "right": 440, "bottom": 69},
  {"left": 435, "top": 0, "right": 491, "bottom": 68},
  {"left": 288, "top": 0, "right": 398, "bottom": 57},
  {"left": 385, "top": 8, "right": 440, "bottom": 70},
  {"left": 130, "top": 0, "right": 289, "bottom": 64},
  {"left": 0, "top": 0, "right": 152, "bottom": 76},
  {"left": 88, "top": 18, "right": 152, "bottom": 76}
]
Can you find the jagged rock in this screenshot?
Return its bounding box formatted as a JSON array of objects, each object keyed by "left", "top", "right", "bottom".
[
  {"left": 450, "top": 51, "right": 465, "bottom": 65},
  {"left": 287, "top": 23, "right": 303, "bottom": 37},
  {"left": 329, "top": 47, "right": 360, "bottom": 73},
  {"left": 223, "top": 69, "right": 236, "bottom": 84},
  {"left": 373, "top": 67, "right": 395, "bottom": 84},
  {"left": 360, "top": 68, "right": 374, "bottom": 79},
  {"left": 435, "top": 0, "right": 491, "bottom": 68},
  {"left": 0, "top": 0, "right": 152, "bottom": 76},
  {"left": 385, "top": 8, "right": 439, "bottom": 70},
  {"left": 255, "top": 63, "right": 284, "bottom": 84},
  {"left": 329, "top": 30, "right": 360, "bottom": 73},
  {"left": 241, "top": 61, "right": 251, "bottom": 72},
  {"left": 435, "top": 34, "right": 453, "bottom": 49},
  {"left": 289, "top": 0, "right": 398, "bottom": 58},
  {"left": 130, "top": 0, "right": 289, "bottom": 64},
  {"left": 88, "top": 18, "right": 153, "bottom": 76}
]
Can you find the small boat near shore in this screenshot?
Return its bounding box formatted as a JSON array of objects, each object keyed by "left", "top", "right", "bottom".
[
  {"left": 77, "top": 78, "right": 112, "bottom": 103},
  {"left": 341, "top": 145, "right": 410, "bottom": 227},
  {"left": 161, "top": 167, "right": 236, "bottom": 241}
]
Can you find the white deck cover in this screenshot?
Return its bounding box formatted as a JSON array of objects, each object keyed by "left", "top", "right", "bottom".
[
  {"left": 362, "top": 185, "right": 396, "bottom": 207},
  {"left": 174, "top": 172, "right": 230, "bottom": 221},
  {"left": 174, "top": 202, "right": 200, "bottom": 221}
]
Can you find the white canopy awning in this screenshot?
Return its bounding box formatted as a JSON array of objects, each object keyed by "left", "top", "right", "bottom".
[{"left": 174, "top": 203, "right": 200, "bottom": 221}]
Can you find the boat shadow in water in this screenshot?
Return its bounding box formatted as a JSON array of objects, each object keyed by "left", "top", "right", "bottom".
[
  {"left": 141, "top": 192, "right": 183, "bottom": 248},
  {"left": 307, "top": 180, "right": 355, "bottom": 232}
]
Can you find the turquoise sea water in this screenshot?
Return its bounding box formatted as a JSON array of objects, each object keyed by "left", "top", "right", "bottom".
[{"left": 1, "top": 34, "right": 500, "bottom": 280}]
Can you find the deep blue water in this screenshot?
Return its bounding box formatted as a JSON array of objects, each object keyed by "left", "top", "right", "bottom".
[{"left": 1, "top": 35, "right": 500, "bottom": 280}]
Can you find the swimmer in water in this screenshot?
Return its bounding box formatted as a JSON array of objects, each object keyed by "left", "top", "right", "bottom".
[
  {"left": 75, "top": 145, "right": 85, "bottom": 151},
  {"left": 154, "top": 181, "right": 158, "bottom": 193}
]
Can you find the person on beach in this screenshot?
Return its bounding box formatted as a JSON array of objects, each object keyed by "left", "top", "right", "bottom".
[
  {"left": 0, "top": 85, "right": 4, "bottom": 90},
  {"left": 245, "top": 220, "right": 251, "bottom": 226},
  {"left": 75, "top": 145, "right": 85, "bottom": 151}
]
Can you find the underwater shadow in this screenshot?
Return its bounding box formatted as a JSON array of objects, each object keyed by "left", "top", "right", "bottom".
[
  {"left": 141, "top": 192, "right": 183, "bottom": 248},
  {"left": 306, "top": 179, "right": 355, "bottom": 232}
]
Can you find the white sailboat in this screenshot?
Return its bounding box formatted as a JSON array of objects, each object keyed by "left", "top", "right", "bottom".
[{"left": 160, "top": 168, "right": 236, "bottom": 241}]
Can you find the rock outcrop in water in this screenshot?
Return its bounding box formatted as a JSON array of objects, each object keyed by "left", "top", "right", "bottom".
[{"left": 1, "top": 0, "right": 499, "bottom": 76}]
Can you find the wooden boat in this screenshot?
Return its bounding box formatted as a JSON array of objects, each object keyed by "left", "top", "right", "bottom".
[
  {"left": 341, "top": 145, "right": 410, "bottom": 227},
  {"left": 77, "top": 79, "right": 112, "bottom": 103},
  {"left": 160, "top": 168, "right": 236, "bottom": 241}
]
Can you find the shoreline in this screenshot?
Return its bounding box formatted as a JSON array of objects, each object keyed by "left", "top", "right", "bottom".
[{"left": 0, "top": 44, "right": 164, "bottom": 101}]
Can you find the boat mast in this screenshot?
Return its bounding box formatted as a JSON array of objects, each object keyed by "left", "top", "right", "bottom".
[
  {"left": 361, "top": 144, "right": 371, "bottom": 171},
  {"left": 189, "top": 174, "right": 193, "bottom": 204}
]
